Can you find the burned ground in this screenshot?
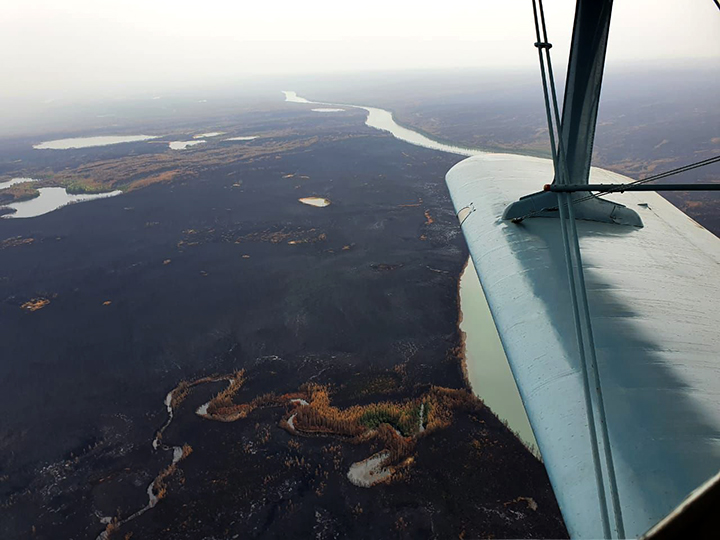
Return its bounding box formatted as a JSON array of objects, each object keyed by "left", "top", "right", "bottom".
[{"left": 0, "top": 107, "right": 567, "bottom": 539}]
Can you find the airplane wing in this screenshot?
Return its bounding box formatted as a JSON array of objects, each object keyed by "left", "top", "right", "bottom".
[{"left": 446, "top": 152, "right": 720, "bottom": 538}]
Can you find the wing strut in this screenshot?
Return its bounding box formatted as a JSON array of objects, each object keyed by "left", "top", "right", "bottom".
[
  {"left": 558, "top": 0, "right": 613, "bottom": 187},
  {"left": 502, "top": 0, "right": 642, "bottom": 227}
]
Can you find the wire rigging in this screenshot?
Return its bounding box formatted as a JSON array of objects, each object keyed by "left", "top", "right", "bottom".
[
  {"left": 531, "top": 1, "right": 625, "bottom": 537},
  {"left": 570, "top": 154, "right": 720, "bottom": 203}
]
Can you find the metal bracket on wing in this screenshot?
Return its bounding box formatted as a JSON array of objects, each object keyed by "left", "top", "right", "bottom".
[
  {"left": 502, "top": 190, "right": 643, "bottom": 227},
  {"left": 457, "top": 202, "right": 476, "bottom": 226}
]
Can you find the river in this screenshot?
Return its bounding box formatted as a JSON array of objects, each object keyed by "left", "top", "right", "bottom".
[
  {"left": 284, "top": 90, "right": 538, "bottom": 453},
  {"left": 283, "top": 91, "right": 478, "bottom": 157}
]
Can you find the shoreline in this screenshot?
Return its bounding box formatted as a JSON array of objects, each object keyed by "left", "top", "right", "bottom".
[
  {"left": 457, "top": 258, "right": 539, "bottom": 457},
  {"left": 456, "top": 256, "right": 471, "bottom": 391}
]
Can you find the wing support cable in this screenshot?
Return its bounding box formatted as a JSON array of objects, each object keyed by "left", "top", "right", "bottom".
[
  {"left": 513, "top": 154, "right": 720, "bottom": 220},
  {"left": 530, "top": 1, "right": 625, "bottom": 537}
]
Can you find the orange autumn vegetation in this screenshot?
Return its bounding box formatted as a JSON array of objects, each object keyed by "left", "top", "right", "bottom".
[
  {"left": 21, "top": 298, "right": 50, "bottom": 312},
  {"left": 154, "top": 444, "right": 193, "bottom": 501},
  {"left": 202, "top": 370, "right": 302, "bottom": 421},
  {"left": 286, "top": 384, "right": 479, "bottom": 465},
  {"left": 171, "top": 368, "right": 481, "bottom": 476}
]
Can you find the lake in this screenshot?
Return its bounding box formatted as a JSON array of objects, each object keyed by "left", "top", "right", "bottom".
[
  {"left": 34, "top": 135, "right": 158, "bottom": 150},
  {"left": 169, "top": 141, "right": 206, "bottom": 150},
  {"left": 2, "top": 187, "right": 122, "bottom": 219}
]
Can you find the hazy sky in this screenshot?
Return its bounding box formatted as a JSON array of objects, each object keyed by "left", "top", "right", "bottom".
[{"left": 2, "top": 0, "right": 719, "bottom": 101}]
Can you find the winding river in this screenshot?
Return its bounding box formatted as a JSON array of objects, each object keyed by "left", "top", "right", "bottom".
[
  {"left": 284, "top": 91, "right": 478, "bottom": 157},
  {"left": 284, "top": 91, "right": 538, "bottom": 453}
]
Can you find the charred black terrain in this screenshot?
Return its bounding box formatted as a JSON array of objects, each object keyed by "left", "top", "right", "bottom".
[{"left": 0, "top": 105, "right": 567, "bottom": 539}]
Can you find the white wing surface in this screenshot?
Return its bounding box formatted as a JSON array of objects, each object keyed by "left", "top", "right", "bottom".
[{"left": 446, "top": 153, "right": 720, "bottom": 538}]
